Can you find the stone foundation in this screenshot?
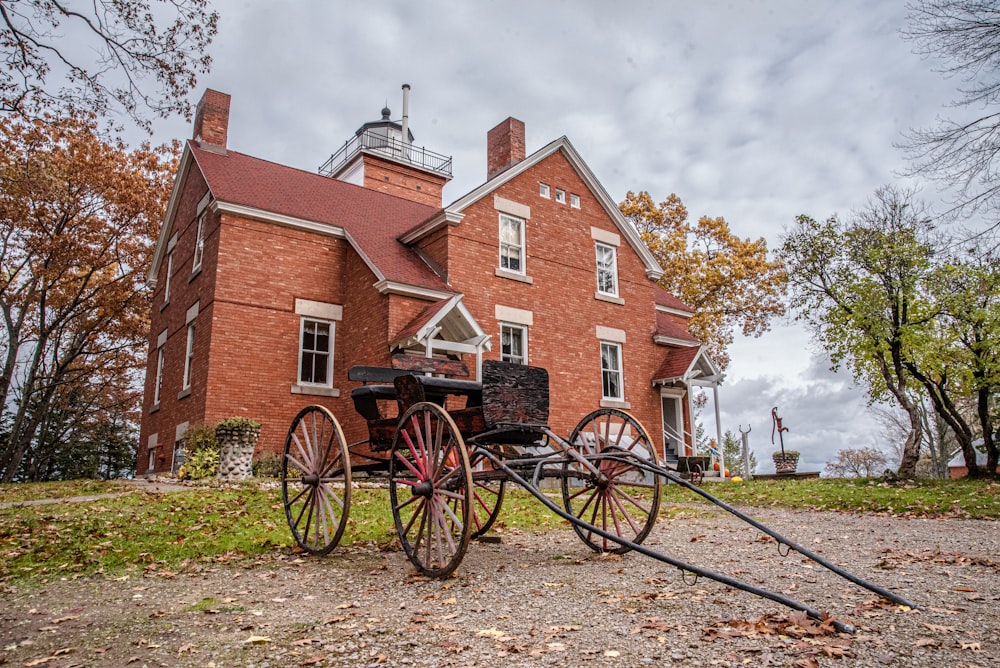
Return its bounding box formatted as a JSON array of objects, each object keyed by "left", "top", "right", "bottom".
[{"left": 216, "top": 425, "right": 260, "bottom": 481}]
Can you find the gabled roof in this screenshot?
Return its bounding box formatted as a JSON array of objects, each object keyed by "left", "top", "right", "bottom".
[
  {"left": 652, "top": 346, "right": 723, "bottom": 385},
  {"left": 147, "top": 142, "right": 450, "bottom": 296},
  {"left": 399, "top": 136, "right": 665, "bottom": 282},
  {"left": 655, "top": 287, "right": 693, "bottom": 315},
  {"left": 390, "top": 294, "right": 490, "bottom": 353},
  {"left": 655, "top": 311, "right": 700, "bottom": 345}
]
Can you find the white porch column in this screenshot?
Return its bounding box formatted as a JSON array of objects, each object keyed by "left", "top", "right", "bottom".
[
  {"left": 685, "top": 383, "right": 696, "bottom": 457},
  {"left": 713, "top": 384, "right": 724, "bottom": 476}
]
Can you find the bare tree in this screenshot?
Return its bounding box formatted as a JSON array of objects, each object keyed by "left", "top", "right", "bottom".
[
  {"left": 0, "top": 1, "right": 218, "bottom": 130},
  {"left": 825, "top": 447, "right": 890, "bottom": 478},
  {"left": 873, "top": 397, "right": 960, "bottom": 478},
  {"left": 901, "top": 1, "right": 1000, "bottom": 221}
]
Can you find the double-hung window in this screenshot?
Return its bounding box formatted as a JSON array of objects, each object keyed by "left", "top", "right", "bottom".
[
  {"left": 499, "top": 213, "right": 525, "bottom": 274},
  {"left": 500, "top": 323, "right": 527, "bottom": 365},
  {"left": 600, "top": 341, "right": 623, "bottom": 401},
  {"left": 163, "top": 252, "right": 173, "bottom": 305},
  {"left": 182, "top": 324, "right": 195, "bottom": 390},
  {"left": 299, "top": 318, "right": 333, "bottom": 386},
  {"left": 595, "top": 242, "right": 619, "bottom": 297},
  {"left": 153, "top": 347, "right": 165, "bottom": 405},
  {"left": 192, "top": 211, "right": 206, "bottom": 272}
]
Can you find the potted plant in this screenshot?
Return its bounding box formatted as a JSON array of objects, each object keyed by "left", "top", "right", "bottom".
[
  {"left": 772, "top": 450, "right": 800, "bottom": 474},
  {"left": 216, "top": 416, "right": 261, "bottom": 481}
]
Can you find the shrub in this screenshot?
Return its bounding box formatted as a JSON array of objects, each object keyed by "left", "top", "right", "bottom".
[
  {"left": 216, "top": 416, "right": 261, "bottom": 431},
  {"left": 177, "top": 447, "right": 219, "bottom": 480},
  {"left": 184, "top": 423, "right": 219, "bottom": 453},
  {"left": 252, "top": 452, "right": 284, "bottom": 478}
]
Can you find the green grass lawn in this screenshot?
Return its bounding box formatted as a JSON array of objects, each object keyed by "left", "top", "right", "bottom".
[{"left": 0, "top": 476, "right": 996, "bottom": 585}]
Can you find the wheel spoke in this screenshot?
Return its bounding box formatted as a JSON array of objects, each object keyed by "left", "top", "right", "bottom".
[
  {"left": 563, "top": 409, "right": 661, "bottom": 554},
  {"left": 390, "top": 402, "right": 472, "bottom": 577},
  {"left": 282, "top": 406, "right": 351, "bottom": 556}
]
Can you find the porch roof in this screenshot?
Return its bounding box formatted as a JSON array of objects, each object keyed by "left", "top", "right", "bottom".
[{"left": 652, "top": 346, "right": 723, "bottom": 385}]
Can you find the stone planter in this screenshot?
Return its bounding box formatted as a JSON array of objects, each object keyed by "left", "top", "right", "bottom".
[
  {"left": 772, "top": 451, "right": 800, "bottom": 474},
  {"left": 216, "top": 421, "right": 261, "bottom": 481}
]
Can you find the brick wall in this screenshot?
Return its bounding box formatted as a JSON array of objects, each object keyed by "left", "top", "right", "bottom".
[
  {"left": 437, "top": 150, "right": 669, "bottom": 452},
  {"left": 139, "top": 166, "right": 216, "bottom": 473},
  {"left": 362, "top": 154, "right": 447, "bottom": 207}
]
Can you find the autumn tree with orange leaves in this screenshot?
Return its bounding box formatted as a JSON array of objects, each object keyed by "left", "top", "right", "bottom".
[
  {"left": 619, "top": 191, "right": 786, "bottom": 369},
  {"left": 0, "top": 115, "right": 176, "bottom": 481}
]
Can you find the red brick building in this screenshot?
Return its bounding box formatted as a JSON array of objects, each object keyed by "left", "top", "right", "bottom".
[{"left": 138, "top": 88, "right": 723, "bottom": 475}]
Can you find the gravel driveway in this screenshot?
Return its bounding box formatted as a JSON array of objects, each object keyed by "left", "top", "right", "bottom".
[{"left": 1, "top": 506, "right": 997, "bottom": 667}]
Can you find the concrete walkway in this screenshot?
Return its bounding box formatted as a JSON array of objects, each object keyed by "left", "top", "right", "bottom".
[{"left": 0, "top": 478, "right": 193, "bottom": 510}]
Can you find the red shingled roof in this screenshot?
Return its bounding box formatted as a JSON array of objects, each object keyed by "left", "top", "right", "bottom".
[
  {"left": 655, "top": 311, "right": 700, "bottom": 343},
  {"left": 652, "top": 346, "right": 702, "bottom": 382},
  {"left": 654, "top": 287, "right": 693, "bottom": 313},
  {"left": 190, "top": 144, "right": 448, "bottom": 291}
]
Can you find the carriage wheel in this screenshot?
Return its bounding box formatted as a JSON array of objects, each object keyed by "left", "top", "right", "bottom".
[
  {"left": 561, "top": 408, "right": 662, "bottom": 554},
  {"left": 465, "top": 451, "right": 506, "bottom": 539},
  {"left": 282, "top": 405, "right": 351, "bottom": 555},
  {"left": 690, "top": 463, "right": 704, "bottom": 486},
  {"left": 389, "top": 402, "right": 473, "bottom": 577}
]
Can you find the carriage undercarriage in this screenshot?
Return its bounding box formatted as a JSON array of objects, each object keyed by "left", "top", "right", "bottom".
[{"left": 280, "top": 357, "right": 916, "bottom": 634}]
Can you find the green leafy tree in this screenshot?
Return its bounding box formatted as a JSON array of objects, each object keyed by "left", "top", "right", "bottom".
[
  {"left": 905, "top": 249, "right": 999, "bottom": 477},
  {"left": 620, "top": 191, "right": 786, "bottom": 369},
  {"left": 779, "top": 186, "right": 935, "bottom": 478}
]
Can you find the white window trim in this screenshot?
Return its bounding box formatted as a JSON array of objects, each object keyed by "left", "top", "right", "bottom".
[
  {"left": 192, "top": 211, "right": 206, "bottom": 275},
  {"left": 570, "top": 193, "right": 581, "bottom": 209},
  {"left": 163, "top": 251, "right": 173, "bottom": 306},
  {"left": 596, "top": 242, "right": 620, "bottom": 298},
  {"left": 146, "top": 434, "right": 158, "bottom": 472},
  {"left": 500, "top": 322, "right": 528, "bottom": 365},
  {"left": 555, "top": 188, "right": 566, "bottom": 204},
  {"left": 539, "top": 182, "right": 550, "bottom": 198},
  {"left": 599, "top": 341, "right": 628, "bottom": 407},
  {"left": 296, "top": 317, "right": 336, "bottom": 389},
  {"left": 152, "top": 347, "right": 164, "bottom": 407},
  {"left": 181, "top": 323, "right": 195, "bottom": 393},
  {"left": 498, "top": 213, "right": 526, "bottom": 276}
]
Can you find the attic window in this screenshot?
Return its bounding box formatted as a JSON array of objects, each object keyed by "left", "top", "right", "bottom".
[
  {"left": 570, "top": 193, "right": 581, "bottom": 208},
  {"left": 539, "top": 183, "right": 550, "bottom": 198},
  {"left": 555, "top": 189, "right": 566, "bottom": 204}
]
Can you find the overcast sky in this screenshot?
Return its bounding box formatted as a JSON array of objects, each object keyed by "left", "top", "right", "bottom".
[{"left": 139, "top": 0, "right": 965, "bottom": 474}]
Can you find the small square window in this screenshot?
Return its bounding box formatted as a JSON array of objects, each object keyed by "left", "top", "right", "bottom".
[
  {"left": 500, "top": 323, "right": 527, "bottom": 365},
  {"left": 570, "top": 193, "right": 581, "bottom": 208},
  {"left": 539, "top": 183, "right": 550, "bottom": 198},
  {"left": 555, "top": 189, "right": 566, "bottom": 204}
]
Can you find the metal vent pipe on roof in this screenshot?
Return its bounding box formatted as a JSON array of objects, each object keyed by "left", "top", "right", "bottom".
[{"left": 401, "top": 83, "right": 411, "bottom": 145}]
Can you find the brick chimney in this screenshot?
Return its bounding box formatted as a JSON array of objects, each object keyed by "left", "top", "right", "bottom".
[
  {"left": 487, "top": 117, "right": 525, "bottom": 180},
  {"left": 192, "top": 89, "right": 231, "bottom": 152}
]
